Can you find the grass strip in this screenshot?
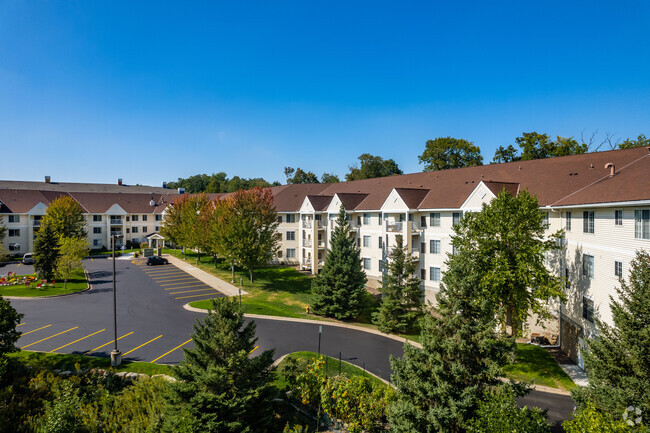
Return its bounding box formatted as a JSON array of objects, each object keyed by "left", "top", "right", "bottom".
[
  {"left": 0, "top": 269, "right": 87, "bottom": 297},
  {"left": 504, "top": 343, "right": 577, "bottom": 391}
]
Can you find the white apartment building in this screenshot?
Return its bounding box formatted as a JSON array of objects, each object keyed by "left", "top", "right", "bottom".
[{"left": 2, "top": 147, "right": 649, "bottom": 365}]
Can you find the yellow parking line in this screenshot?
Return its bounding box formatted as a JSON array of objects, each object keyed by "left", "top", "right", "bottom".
[
  {"left": 123, "top": 335, "right": 163, "bottom": 356},
  {"left": 21, "top": 324, "right": 52, "bottom": 336},
  {"left": 160, "top": 278, "right": 197, "bottom": 285},
  {"left": 49, "top": 329, "right": 106, "bottom": 353},
  {"left": 164, "top": 283, "right": 209, "bottom": 290},
  {"left": 151, "top": 338, "right": 193, "bottom": 363},
  {"left": 144, "top": 268, "right": 178, "bottom": 274},
  {"left": 169, "top": 288, "right": 214, "bottom": 295},
  {"left": 85, "top": 332, "right": 134, "bottom": 355},
  {"left": 175, "top": 293, "right": 219, "bottom": 300},
  {"left": 17, "top": 323, "right": 26, "bottom": 327},
  {"left": 152, "top": 274, "right": 188, "bottom": 280},
  {"left": 150, "top": 270, "right": 185, "bottom": 276},
  {"left": 17, "top": 263, "right": 21, "bottom": 267},
  {"left": 21, "top": 327, "right": 79, "bottom": 349},
  {"left": 250, "top": 345, "right": 259, "bottom": 354}
]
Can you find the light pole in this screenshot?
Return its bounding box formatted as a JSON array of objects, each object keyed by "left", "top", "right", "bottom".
[{"left": 111, "top": 233, "right": 123, "bottom": 367}]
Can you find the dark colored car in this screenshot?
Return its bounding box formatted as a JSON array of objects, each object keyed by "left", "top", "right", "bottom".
[{"left": 146, "top": 256, "right": 168, "bottom": 266}]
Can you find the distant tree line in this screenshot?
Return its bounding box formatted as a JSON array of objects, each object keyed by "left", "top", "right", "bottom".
[{"left": 167, "top": 132, "right": 647, "bottom": 192}]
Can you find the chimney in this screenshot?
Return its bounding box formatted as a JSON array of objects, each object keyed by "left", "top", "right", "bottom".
[
  {"left": 161, "top": 182, "right": 167, "bottom": 188},
  {"left": 605, "top": 163, "right": 615, "bottom": 177},
  {"left": 45, "top": 176, "right": 51, "bottom": 183},
  {"left": 117, "top": 178, "right": 123, "bottom": 186}
]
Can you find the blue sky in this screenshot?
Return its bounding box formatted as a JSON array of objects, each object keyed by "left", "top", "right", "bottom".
[{"left": 1, "top": 1, "right": 648, "bottom": 186}]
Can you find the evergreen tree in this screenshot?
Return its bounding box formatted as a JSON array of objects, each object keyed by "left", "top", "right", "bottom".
[
  {"left": 33, "top": 221, "right": 60, "bottom": 281},
  {"left": 0, "top": 295, "right": 23, "bottom": 380},
  {"left": 165, "top": 298, "right": 276, "bottom": 433},
  {"left": 388, "top": 251, "right": 519, "bottom": 433},
  {"left": 311, "top": 205, "right": 367, "bottom": 320},
  {"left": 572, "top": 251, "right": 650, "bottom": 419},
  {"left": 372, "top": 235, "right": 423, "bottom": 333}
]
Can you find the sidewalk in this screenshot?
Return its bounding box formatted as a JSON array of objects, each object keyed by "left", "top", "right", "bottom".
[
  {"left": 163, "top": 254, "right": 247, "bottom": 297},
  {"left": 546, "top": 347, "right": 589, "bottom": 387}
]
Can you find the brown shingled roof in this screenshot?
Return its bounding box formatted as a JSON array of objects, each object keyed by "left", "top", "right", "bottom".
[
  {"left": 306, "top": 195, "right": 333, "bottom": 211},
  {"left": 483, "top": 181, "right": 520, "bottom": 197},
  {"left": 394, "top": 188, "right": 430, "bottom": 209},
  {"left": 0, "top": 180, "right": 172, "bottom": 194}
]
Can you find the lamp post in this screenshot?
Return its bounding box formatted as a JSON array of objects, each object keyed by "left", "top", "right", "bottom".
[{"left": 111, "top": 233, "right": 123, "bottom": 367}]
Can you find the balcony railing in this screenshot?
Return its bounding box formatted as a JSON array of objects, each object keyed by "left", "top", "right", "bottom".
[
  {"left": 110, "top": 219, "right": 123, "bottom": 225},
  {"left": 386, "top": 221, "right": 403, "bottom": 232},
  {"left": 303, "top": 239, "right": 312, "bottom": 248},
  {"left": 317, "top": 220, "right": 326, "bottom": 229},
  {"left": 303, "top": 258, "right": 312, "bottom": 266},
  {"left": 110, "top": 231, "right": 124, "bottom": 237},
  {"left": 32, "top": 220, "right": 41, "bottom": 227},
  {"left": 317, "top": 240, "right": 325, "bottom": 248},
  {"left": 302, "top": 220, "right": 312, "bottom": 229}
]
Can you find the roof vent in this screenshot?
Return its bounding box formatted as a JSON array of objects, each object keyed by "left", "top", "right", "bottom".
[
  {"left": 178, "top": 188, "right": 185, "bottom": 194},
  {"left": 44, "top": 176, "right": 51, "bottom": 183},
  {"left": 150, "top": 199, "right": 156, "bottom": 207},
  {"left": 118, "top": 178, "right": 123, "bottom": 186},
  {"left": 605, "top": 163, "right": 615, "bottom": 177}
]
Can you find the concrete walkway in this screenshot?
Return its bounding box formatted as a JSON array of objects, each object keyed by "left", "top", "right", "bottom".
[
  {"left": 545, "top": 346, "right": 589, "bottom": 387},
  {"left": 163, "top": 254, "right": 247, "bottom": 297}
]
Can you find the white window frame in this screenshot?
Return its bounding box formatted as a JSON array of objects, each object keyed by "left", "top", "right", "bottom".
[
  {"left": 583, "top": 254, "right": 594, "bottom": 279},
  {"left": 635, "top": 210, "right": 650, "bottom": 239},
  {"left": 430, "top": 267, "right": 441, "bottom": 282},
  {"left": 430, "top": 239, "right": 441, "bottom": 254},
  {"left": 363, "top": 236, "right": 371, "bottom": 248},
  {"left": 583, "top": 211, "right": 595, "bottom": 234},
  {"left": 363, "top": 258, "right": 371, "bottom": 270}
]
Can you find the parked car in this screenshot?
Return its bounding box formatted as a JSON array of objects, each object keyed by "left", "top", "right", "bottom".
[
  {"left": 146, "top": 256, "right": 168, "bottom": 266},
  {"left": 22, "top": 253, "right": 34, "bottom": 264}
]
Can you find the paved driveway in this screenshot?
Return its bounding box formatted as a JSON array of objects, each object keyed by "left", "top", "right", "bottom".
[{"left": 7, "top": 257, "right": 573, "bottom": 429}]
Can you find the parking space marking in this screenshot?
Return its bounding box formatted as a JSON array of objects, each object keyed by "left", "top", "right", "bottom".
[
  {"left": 169, "top": 288, "right": 215, "bottom": 295},
  {"left": 144, "top": 268, "right": 180, "bottom": 274},
  {"left": 49, "top": 329, "right": 106, "bottom": 353},
  {"left": 85, "top": 332, "right": 135, "bottom": 355},
  {"left": 174, "top": 293, "right": 219, "bottom": 300},
  {"left": 151, "top": 338, "right": 193, "bottom": 363},
  {"left": 21, "top": 327, "right": 79, "bottom": 349},
  {"left": 250, "top": 345, "right": 259, "bottom": 354},
  {"left": 152, "top": 273, "right": 188, "bottom": 279},
  {"left": 159, "top": 278, "right": 198, "bottom": 285},
  {"left": 164, "top": 283, "right": 209, "bottom": 290},
  {"left": 123, "top": 335, "right": 163, "bottom": 357},
  {"left": 21, "top": 324, "right": 52, "bottom": 336},
  {"left": 17, "top": 323, "right": 26, "bottom": 327}
]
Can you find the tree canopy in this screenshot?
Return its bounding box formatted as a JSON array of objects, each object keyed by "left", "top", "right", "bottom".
[
  {"left": 166, "top": 173, "right": 279, "bottom": 194},
  {"left": 42, "top": 196, "right": 86, "bottom": 239},
  {"left": 618, "top": 133, "right": 650, "bottom": 149},
  {"left": 33, "top": 221, "right": 60, "bottom": 281},
  {"left": 346, "top": 153, "right": 403, "bottom": 181},
  {"left": 418, "top": 137, "right": 483, "bottom": 171},
  {"left": 451, "top": 189, "right": 564, "bottom": 334},
  {"left": 320, "top": 172, "right": 340, "bottom": 183},
  {"left": 512, "top": 132, "right": 587, "bottom": 161},
  {"left": 284, "top": 167, "right": 320, "bottom": 184},
  {"left": 56, "top": 236, "right": 89, "bottom": 290}
]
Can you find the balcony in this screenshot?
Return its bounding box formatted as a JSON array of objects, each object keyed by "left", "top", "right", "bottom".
[
  {"left": 110, "top": 218, "right": 123, "bottom": 225},
  {"left": 303, "top": 239, "right": 312, "bottom": 248},
  {"left": 302, "top": 220, "right": 313, "bottom": 229},
  {"left": 303, "top": 258, "right": 312, "bottom": 266},
  {"left": 317, "top": 239, "right": 325, "bottom": 248},
  {"left": 317, "top": 220, "right": 327, "bottom": 229},
  {"left": 386, "top": 221, "right": 403, "bottom": 232},
  {"left": 32, "top": 220, "right": 41, "bottom": 227}
]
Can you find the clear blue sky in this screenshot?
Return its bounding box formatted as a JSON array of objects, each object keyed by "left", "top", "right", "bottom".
[{"left": 1, "top": 1, "right": 648, "bottom": 186}]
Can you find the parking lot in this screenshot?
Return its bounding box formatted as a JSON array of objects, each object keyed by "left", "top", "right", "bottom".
[{"left": 10, "top": 256, "right": 224, "bottom": 364}]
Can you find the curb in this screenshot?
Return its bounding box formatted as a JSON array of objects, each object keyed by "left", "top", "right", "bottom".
[
  {"left": 183, "top": 303, "right": 422, "bottom": 349},
  {"left": 3, "top": 269, "right": 92, "bottom": 300},
  {"left": 163, "top": 254, "right": 248, "bottom": 297}
]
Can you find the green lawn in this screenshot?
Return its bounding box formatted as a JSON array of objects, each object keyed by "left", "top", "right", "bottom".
[
  {"left": 90, "top": 248, "right": 141, "bottom": 256},
  {"left": 9, "top": 350, "right": 173, "bottom": 376},
  {"left": 504, "top": 343, "right": 577, "bottom": 391},
  {"left": 0, "top": 269, "right": 87, "bottom": 297},
  {"left": 275, "top": 351, "right": 388, "bottom": 390}
]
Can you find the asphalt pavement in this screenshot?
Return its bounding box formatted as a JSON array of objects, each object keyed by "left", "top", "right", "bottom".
[{"left": 5, "top": 257, "right": 574, "bottom": 429}]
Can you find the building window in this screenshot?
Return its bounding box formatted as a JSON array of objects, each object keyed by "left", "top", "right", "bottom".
[
  {"left": 155, "top": 215, "right": 162, "bottom": 221},
  {"left": 286, "top": 231, "right": 295, "bottom": 241},
  {"left": 635, "top": 210, "right": 650, "bottom": 239},
  {"left": 565, "top": 212, "right": 572, "bottom": 231},
  {"left": 615, "top": 260, "right": 623, "bottom": 277},
  {"left": 93, "top": 239, "right": 100, "bottom": 247},
  {"left": 363, "top": 236, "right": 371, "bottom": 248},
  {"left": 8, "top": 215, "right": 20, "bottom": 223},
  {"left": 430, "top": 239, "right": 441, "bottom": 254},
  {"left": 286, "top": 248, "right": 296, "bottom": 258},
  {"left": 430, "top": 267, "right": 441, "bottom": 282},
  {"left": 286, "top": 214, "right": 296, "bottom": 223},
  {"left": 583, "top": 211, "right": 595, "bottom": 234},
  {"left": 378, "top": 214, "right": 382, "bottom": 225},
  {"left": 420, "top": 242, "right": 426, "bottom": 253},
  {"left": 142, "top": 226, "right": 148, "bottom": 233},
  {"left": 583, "top": 297, "right": 594, "bottom": 323},
  {"left": 378, "top": 237, "right": 383, "bottom": 249},
  {"left": 277, "top": 250, "right": 283, "bottom": 258},
  {"left": 543, "top": 212, "right": 549, "bottom": 226},
  {"left": 583, "top": 254, "right": 594, "bottom": 278},
  {"left": 155, "top": 226, "right": 159, "bottom": 232},
  {"left": 614, "top": 210, "right": 623, "bottom": 226},
  {"left": 9, "top": 243, "right": 20, "bottom": 251},
  {"left": 132, "top": 215, "right": 139, "bottom": 222},
  {"left": 8, "top": 229, "right": 20, "bottom": 237},
  {"left": 379, "top": 260, "right": 385, "bottom": 272},
  {"left": 277, "top": 216, "right": 282, "bottom": 223},
  {"left": 93, "top": 227, "right": 101, "bottom": 234},
  {"left": 420, "top": 268, "right": 425, "bottom": 280},
  {"left": 420, "top": 215, "right": 427, "bottom": 228},
  {"left": 565, "top": 267, "right": 570, "bottom": 289},
  {"left": 363, "top": 258, "right": 371, "bottom": 270},
  {"left": 363, "top": 213, "right": 370, "bottom": 225},
  {"left": 142, "top": 215, "right": 148, "bottom": 222},
  {"left": 132, "top": 238, "right": 139, "bottom": 244},
  {"left": 452, "top": 212, "right": 462, "bottom": 226},
  {"left": 430, "top": 212, "right": 440, "bottom": 227},
  {"left": 93, "top": 215, "right": 102, "bottom": 222},
  {"left": 132, "top": 227, "right": 139, "bottom": 234}
]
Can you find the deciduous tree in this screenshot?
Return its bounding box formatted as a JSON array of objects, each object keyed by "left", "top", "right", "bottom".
[
  {"left": 284, "top": 167, "right": 320, "bottom": 184},
  {"left": 165, "top": 298, "right": 276, "bottom": 433},
  {"left": 43, "top": 196, "right": 86, "bottom": 239},
  {"left": 451, "top": 189, "right": 564, "bottom": 334},
  {"left": 56, "top": 237, "right": 89, "bottom": 290},
  {"left": 346, "top": 153, "right": 402, "bottom": 181},
  {"left": 516, "top": 132, "right": 587, "bottom": 160},
  {"left": 160, "top": 195, "right": 187, "bottom": 251},
  {"left": 572, "top": 251, "right": 650, "bottom": 420},
  {"left": 372, "top": 235, "right": 423, "bottom": 333},
  {"left": 311, "top": 205, "right": 367, "bottom": 320},
  {"left": 33, "top": 221, "right": 60, "bottom": 281},
  {"left": 491, "top": 144, "right": 521, "bottom": 164},
  {"left": 618, "top": 133, "right": 650, "bottom": 149},
  {"left": 418, "top": 137, "right": 483, "bottom": 171},
  {"left": 321, "top": 172, "right": 340, "bottom": 183}
]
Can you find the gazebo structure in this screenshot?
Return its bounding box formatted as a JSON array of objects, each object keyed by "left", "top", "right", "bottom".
[{"left": 145, "top": 233, "right": 165, "bottom": 249}]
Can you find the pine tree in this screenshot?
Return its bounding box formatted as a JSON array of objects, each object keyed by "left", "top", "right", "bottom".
[
  {"left": 311, "top": 204, "right": 367, "bottom": 320},
  {"left": 389, "top": 250, "right": 519, "bottom": 433},
  {"left": 0, "top": 295, "right": 23, "bottom": 380},
  {"left": 372, "top": 235, "right": 423, "bottom": 333},
  {"left": 165, "top": 298, "right": 276, "bottom": 433},
  {"left": 33, "top": 221, "right": 60, "bottom": 281},
  {"left": 572, "top": 251, "right": 650, "bottom": 419}
]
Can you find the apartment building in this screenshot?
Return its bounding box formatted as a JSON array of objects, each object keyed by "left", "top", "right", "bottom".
[{"left": 1, "top": 147, "right": 649, "bottom": 365}]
